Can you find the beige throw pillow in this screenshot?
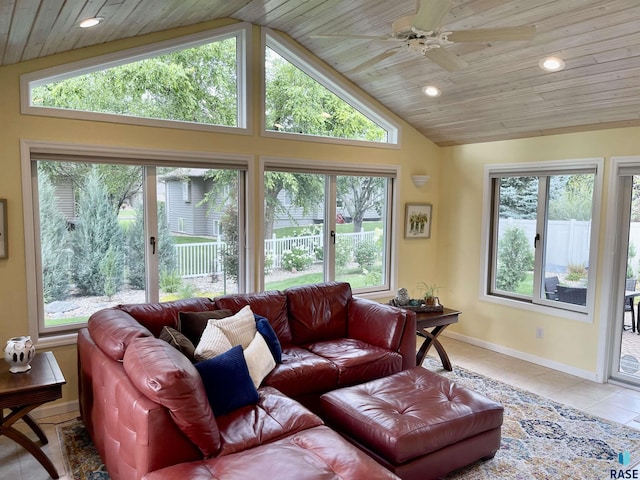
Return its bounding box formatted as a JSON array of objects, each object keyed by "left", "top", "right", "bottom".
[
  {"left": 243, "top": 331, "right": 276, "bottom": 388},
  {"left": 214, "top": 305, "right": 257, "bottom": 349},
  {"left": 194, "top": 323, "right": 233, "bottom": 362}
]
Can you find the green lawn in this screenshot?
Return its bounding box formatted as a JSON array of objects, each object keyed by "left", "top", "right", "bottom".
[
  {"left": 172, "top": 235, "right": 216, "bottom": 244},
  {"left": 515, "top": 272, "right": 534, "bottom": 295},
  {"left": 264, "top": 270, "right": 380, "bottom": 291}
]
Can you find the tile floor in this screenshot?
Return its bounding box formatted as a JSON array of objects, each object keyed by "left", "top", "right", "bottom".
[{"left": 3, "top": 336, "right": 640, "bottom": 479}]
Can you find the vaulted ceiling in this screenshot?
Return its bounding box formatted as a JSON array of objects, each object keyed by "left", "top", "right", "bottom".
[{"left": 2, "top": 0, "right": 640, "bottom": 146}]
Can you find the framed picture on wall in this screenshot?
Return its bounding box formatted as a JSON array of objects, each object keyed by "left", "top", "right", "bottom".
[
  {"left": 404, "top": 203, "right": 432, "bottom": 239},
  {"left": 0, "top": 199, "right": 7, "bottom": 258}
]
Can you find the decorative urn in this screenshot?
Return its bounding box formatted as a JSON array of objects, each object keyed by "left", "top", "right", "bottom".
[{"left": 4, "top": 336, "right": 36, "bottom": 373}]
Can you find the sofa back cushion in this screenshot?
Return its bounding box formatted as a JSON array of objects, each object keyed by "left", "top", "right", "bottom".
[
  {"left": 215, "top": 291, "right": 292, "bottom": 345},
  {"left": 286, "top": 282, "right": 352, "bottom": 344},
  {"left": 119, "top": 298, "right": 217, "bottom": 337},
  {"left": 123, "top": 337, "right": 221, "bottom": 457},
  {"left": 88, "top": 308, "right": 153, "bottom": 361}
]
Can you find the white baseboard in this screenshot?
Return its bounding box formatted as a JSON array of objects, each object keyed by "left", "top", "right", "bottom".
[
  {"left": 30, "top": 400, "right": 80, "bottom": 420},
  {"left": 442, "top": 331, "right": 600, "bottom": 382}
]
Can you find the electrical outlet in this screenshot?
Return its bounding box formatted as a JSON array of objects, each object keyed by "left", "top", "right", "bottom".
[{"left": 536, "top": 327, "right": 543, "bottom": 339}]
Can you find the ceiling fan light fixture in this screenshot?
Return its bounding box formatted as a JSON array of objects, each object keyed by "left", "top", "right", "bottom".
[
  {"left": 539, "top": 56, "right": 565, "bottom": 72},
  {"left": 79, "top": 17, "right": 103, "bottom": 28},
  {"left": 422, "top": 85, "right": 441, "bottom": 97}
]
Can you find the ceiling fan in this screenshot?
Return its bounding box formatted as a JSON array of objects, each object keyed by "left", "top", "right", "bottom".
[{"left": 311, "top": 0, "right": 536, "bottom": 73}]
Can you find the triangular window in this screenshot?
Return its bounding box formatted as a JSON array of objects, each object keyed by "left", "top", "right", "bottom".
[{"left": 264, "top": 29, "right": 399, "bottom": 145}]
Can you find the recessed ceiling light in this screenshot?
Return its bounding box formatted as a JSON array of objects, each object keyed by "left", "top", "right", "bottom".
[
  {"left": 539, "top": 56, "right": 565, "bottom": 72},
  {"left": 79, "top": 17, "right": 103, "bottom": 28},
  {"left": 422, "top": 85, "right": 441, "bottom": 97}
]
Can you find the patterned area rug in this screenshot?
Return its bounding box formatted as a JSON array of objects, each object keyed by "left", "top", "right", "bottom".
[
  {"left": 56, "top": 418, "right": 110, "bottom": 480},
  {"left": 419, "top": 357, "right": 640, "bottom": 479},
  {"left": 57, "top": 361, "right": 640, "bottom": 480}
]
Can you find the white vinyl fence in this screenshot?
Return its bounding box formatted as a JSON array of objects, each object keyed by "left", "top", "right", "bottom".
[{"left": 174, "top": 230, "right": 377, "bottom": 278}]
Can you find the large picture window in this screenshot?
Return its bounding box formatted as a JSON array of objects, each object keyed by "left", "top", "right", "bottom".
[
  {"left": 484, "top": 161, "right": 602, "bottom": 316},
  {"left": 25, "top": 146, "right": 247, "bottom": 337},
  {"left": 262, "top": 159, "right": 395, "bottom": 293}
]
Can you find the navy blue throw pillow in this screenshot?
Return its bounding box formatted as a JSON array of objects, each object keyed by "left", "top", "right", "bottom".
[
  {"left": 254, "top": 314, "right": 282, "bottom": 364},
  {"left": 194, "top": 345, "right": 259, "bottom": 416}
]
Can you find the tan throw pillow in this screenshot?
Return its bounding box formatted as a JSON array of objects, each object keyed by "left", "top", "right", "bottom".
[
  {"left": 214, "top": 305, "right": 257, "bottom": 349},
  {"left": 243, "top": 331, "right": 276, "bottom": 389},
  {"left": 194, "top": 323, "right": 233, "bottom": 362}
]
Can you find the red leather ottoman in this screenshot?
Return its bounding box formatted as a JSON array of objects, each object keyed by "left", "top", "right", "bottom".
[{"left": 320, "top": 367, "right": 503, "bottom": 480}]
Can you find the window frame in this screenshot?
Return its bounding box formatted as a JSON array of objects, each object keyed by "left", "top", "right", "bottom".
[
  {"left": 258, "top": 156, "right": 399, "bottom": 296},
  {"left": 21, "top": 139, "right": 254, "bottom": 347},
  {"left": 480, "top": 158, "right": 603, "bottom": 322},
  {"left": 20, "top": 23, "right": 252, "bottom": 135},
  {"left": 261, "top": 28, "right": 400, "bottom": 148}
]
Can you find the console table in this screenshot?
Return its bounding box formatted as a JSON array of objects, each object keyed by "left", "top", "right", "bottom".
[
  {"left": 0, "top": 351, "right": 66, "bottom": 479},
  {"left": 415, "top": 307, "right": 461, "bottom": 371}
]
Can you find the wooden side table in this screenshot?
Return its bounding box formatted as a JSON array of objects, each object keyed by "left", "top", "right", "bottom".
[
  {"left": 415, "top": 307, "right": 461, "bottom": 371},
  {"left": 0, "top": 351, "right": 66, "bottom": 479}
]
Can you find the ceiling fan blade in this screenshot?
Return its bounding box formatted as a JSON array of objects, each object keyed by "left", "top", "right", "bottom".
[
  {"left": 424, "top": 47, "right": 468, "bottom": 71},
  {"left": 345, "top": 49, "right": 400, "bottom": 75},
  {"left": 311, "top": 34, "right": 391, "bottom": 41},
  {"left": 413, "top": 0, "right": 453, "bottom": 32},
  {"left": 447, "top": 26, "right": 536, "bottom": 43}
]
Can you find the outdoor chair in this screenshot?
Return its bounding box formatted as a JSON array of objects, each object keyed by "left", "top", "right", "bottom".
[
  {"left": 544, "top": 276, "right": 560, "bottom": 301},
  {"left": 556, "top": 285, "right": 587, "bottom": 306},
  {"left": 624, "top": 278, "right": 637, "bottom": 332}
]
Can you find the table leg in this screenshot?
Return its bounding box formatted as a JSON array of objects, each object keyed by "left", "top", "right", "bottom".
[
  {"left": 416, "top": 325, "right": 453, "bottom": 371},
  {"left": 0, "top": 404, "right": 58, "bottom": 479}
]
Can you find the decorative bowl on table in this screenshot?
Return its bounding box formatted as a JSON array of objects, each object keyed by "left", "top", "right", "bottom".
[{"left": 4, "top": 335, "right": 36, "bottom": 373}]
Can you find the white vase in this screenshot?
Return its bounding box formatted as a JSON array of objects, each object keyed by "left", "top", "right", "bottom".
[{"left": 4, "top": 336, "right": 36, "bottom": 373}]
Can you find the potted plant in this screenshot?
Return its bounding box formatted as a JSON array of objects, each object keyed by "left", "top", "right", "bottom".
[{"left": 417, "top": 282, "right": 440, "bottom": 306}]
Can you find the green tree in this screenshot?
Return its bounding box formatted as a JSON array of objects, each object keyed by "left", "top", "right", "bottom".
[
  {"left": 548, "top": 174, "right": 594, "bottom": 221},
  {"left": 265, "top": 47, "right": 386, "bottom": 142},
  {"left": 72, "top": 169, "right": 125, "bottom": 296},
  {"left": 337, "top": 176, "right": 384, "bottom": 232},
  {"left": 38, "top": 173, "right": 71, "bottom": 302},
  {"left": 496, "top": 226, "right": 534, "bottom": 292},
  {"left": 124, "top": 203, "right": 176, "bottom": 290},
  {"left": 499, "top": 177, "right": 538, "bottom": 219},
  {"left": 32, "top": 38, "right": 237, "bottom": 127},
  {"left": 220, "top": 203, "right": 239, "bottom": 282}
]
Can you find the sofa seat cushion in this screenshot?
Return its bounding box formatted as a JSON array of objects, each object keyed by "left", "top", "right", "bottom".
[
  {"left": 307, "top": 338, "right": 403, "bottom": 386},
  {"left": 143, "top": 426, "right": 399, "bottom": 480},
  {"left": 262, "top": 346, "right": 338, "bottom": 398},
  {"left": 216, "top": 386, "right": 323, "bottom": 456}
]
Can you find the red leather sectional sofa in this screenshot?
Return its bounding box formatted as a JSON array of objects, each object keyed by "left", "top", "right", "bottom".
[{"left": 77, "top": 282, "right": 416, "bottom": 480}]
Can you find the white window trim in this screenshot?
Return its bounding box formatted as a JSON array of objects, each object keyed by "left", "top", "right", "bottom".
[
  {"left": 479, "top": 158, "right": 604, "bottom": 323},
  {"left": 21, "top": 139, "right": 254, "bottom": 347},
  {"left": 20, "top": 23, "right": 252, "bottom": 135},
  {"left": 261, "top": 28, "right": 401, "bottom": 149},
  {"left": 258, "top": 155, "right": 400, "bottom": 297}
]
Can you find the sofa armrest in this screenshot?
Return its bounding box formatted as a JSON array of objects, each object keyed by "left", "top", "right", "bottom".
[{"left": 347, "top": 298, "right": 416, "bottom": 370}]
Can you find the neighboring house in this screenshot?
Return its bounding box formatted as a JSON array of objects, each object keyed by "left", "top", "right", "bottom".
[{"left": 162, "top": 169, "right": 223, "bottom": 237}]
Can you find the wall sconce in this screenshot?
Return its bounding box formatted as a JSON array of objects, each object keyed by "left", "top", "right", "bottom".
[{"left": 411, "top": 175, "right": 430, "bottom": 188}]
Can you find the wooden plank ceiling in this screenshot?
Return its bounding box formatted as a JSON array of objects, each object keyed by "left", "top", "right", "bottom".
[{"left": 1, "top": 0, "right": 639, "bottom": 146}]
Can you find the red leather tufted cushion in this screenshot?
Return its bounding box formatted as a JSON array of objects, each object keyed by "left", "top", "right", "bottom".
[
  {"left": 119, "top": 298, "right": 217, "bottom": 337},
  {"left": 285, "top": 282, "right": 352, "bottom": 344},
  {"left": 123, "top": 337, "right": 221, "bottom": 457}
]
